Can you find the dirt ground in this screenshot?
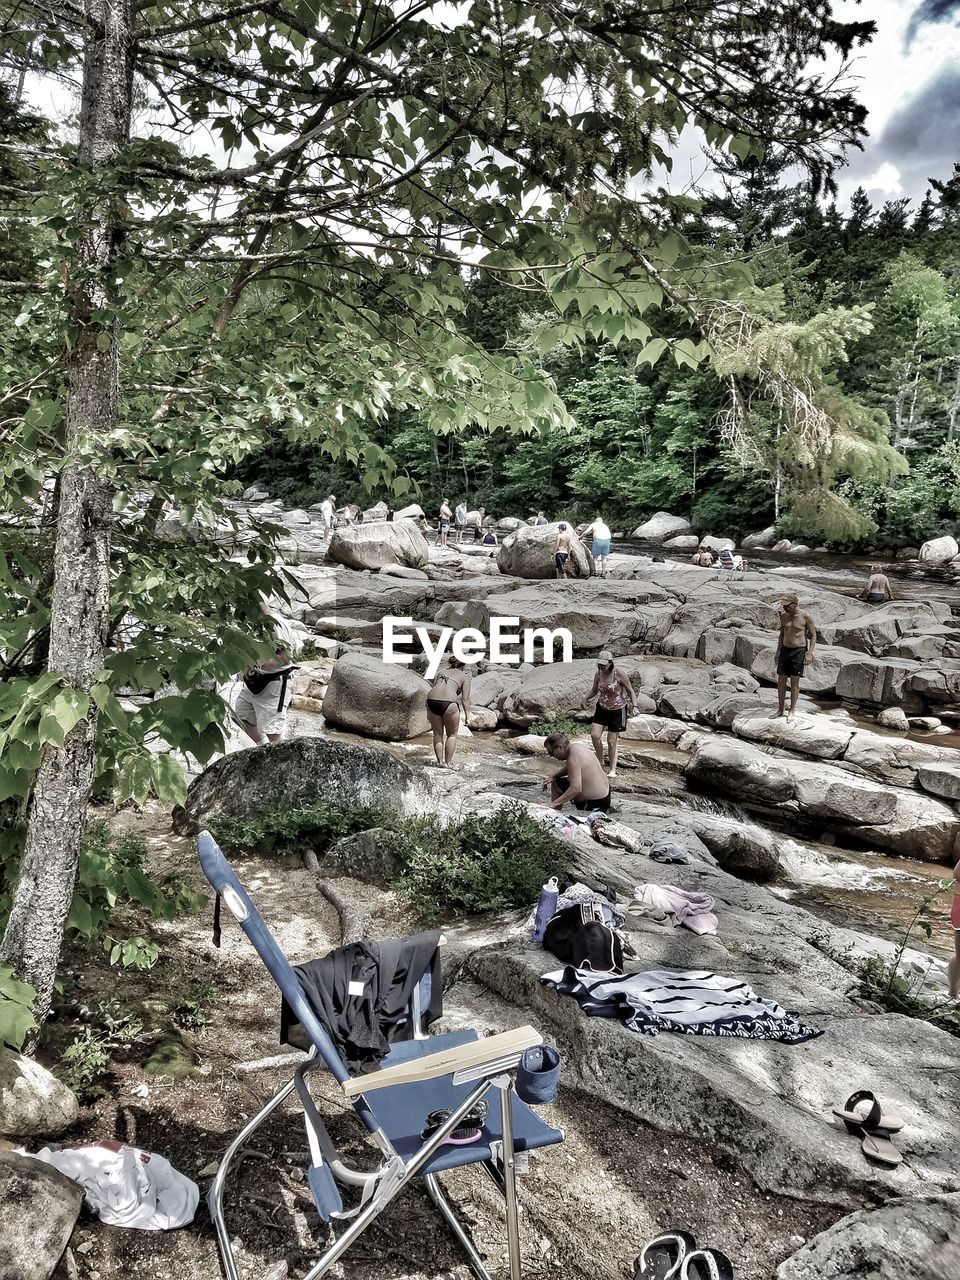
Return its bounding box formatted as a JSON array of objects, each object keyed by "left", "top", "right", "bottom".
[{"left": 41, "top": 804, "right": 838, "bottom": 1280}]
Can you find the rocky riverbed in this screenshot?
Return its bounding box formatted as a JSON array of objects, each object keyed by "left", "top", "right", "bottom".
[{"left": 7, "top": 508, "right": 959, "bottom": 1280}]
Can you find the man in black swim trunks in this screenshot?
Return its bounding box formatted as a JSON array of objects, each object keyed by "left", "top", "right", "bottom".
[
  {"left": 775, "top": 593, "right": 817, "bottom": 719},
  {"left": 542, "top": 733, "right": 611, "bottom": 811}
]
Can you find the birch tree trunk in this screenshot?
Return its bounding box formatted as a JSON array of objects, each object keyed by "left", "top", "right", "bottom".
[{"left": 0, "top": 0, "right": 133, "bottom": 1028}]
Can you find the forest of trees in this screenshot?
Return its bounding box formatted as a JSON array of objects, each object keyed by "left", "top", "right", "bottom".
[{"left": 245, "top": 161, "right": 960, "bottom": 549}]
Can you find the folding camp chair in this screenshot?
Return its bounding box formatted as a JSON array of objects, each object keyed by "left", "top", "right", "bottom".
[{"left": 197, "top": 831, "right": 564, "bottom": 1280}]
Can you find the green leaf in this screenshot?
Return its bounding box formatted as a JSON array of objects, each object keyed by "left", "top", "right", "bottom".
[
  {"left": 636, "top": 337, "right": 668, "bottom": 367},
  {"left": 37, "top": 689, "right": 90, "bottom": 748}
]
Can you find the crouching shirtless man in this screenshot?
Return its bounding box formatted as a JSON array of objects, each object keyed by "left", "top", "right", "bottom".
[{"left": 542, "top": 733, "right": 611, "bottom": 812}]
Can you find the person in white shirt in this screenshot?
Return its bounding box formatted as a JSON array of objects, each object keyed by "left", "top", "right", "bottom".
[
  {"left": 582, "top": 515, "right": 612, "bottom": 577},
  {"left": 319, "top": 494, "right": 336, "bottom": 540}
]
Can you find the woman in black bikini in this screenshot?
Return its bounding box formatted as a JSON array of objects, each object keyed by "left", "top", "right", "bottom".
[{"left": 425, "top": 656, "right": 471, "bottom": 768}]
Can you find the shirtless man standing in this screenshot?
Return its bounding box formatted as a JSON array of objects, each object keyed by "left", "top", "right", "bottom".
[
  {"left": 554, "top": 522, "right": 572, "bottom": 578},
  {"left": 775, "top": 593, "right": 817, "bottom": 718},
  {"left": 542, "top": 733, "right": 612, "bottom": 811}
]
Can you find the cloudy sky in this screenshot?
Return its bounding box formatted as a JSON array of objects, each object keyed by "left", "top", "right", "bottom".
[{"left": 830, "top": 0, "right": 960, "bottom": 206}]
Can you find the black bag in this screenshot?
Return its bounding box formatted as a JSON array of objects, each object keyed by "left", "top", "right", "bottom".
[
  {"left": 543, "top": 903, "right": 624, "bottom": 974},
  {"left": 243, "top": 665, "right": 297, "bottom": 711}
]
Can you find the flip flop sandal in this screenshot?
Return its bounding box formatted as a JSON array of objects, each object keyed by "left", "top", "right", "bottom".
[
  {"left": 833, "top": 1089, "right": 904, "bottom": 1135},
  {"left": 857, "top": 1126, "right": 903, "bottom": 1168},
  {"left": 680, "top": 1248, "right": 735, "bottom": 1280},
  {"left": 421, "top": 1101, "right": 488, "bottom": 1146},
  {"left": 633, "top": 1230, "right": 697, "bottom": 1279}
]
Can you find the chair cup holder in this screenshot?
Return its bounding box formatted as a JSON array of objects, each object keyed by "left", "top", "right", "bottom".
[{"left": 516, "top": 1044, "right": 561, "bottom": 1105}]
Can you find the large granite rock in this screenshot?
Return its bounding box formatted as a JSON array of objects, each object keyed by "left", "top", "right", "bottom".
[
  {"left": 919, "top": 535, "right": 959, "bottom": 564},
  {"left": 496, "top": 523, "right": 591, "bottom": 579},
  {"left": 777, "top": 1193, "right": 960, "bottom": 1278},
  {"left": 0, "top": 1051, "right": 78, "bottom": 1138},
  {"left": 173, "top": 734, "right": 434, "bottom": 834},
  {"left": 0, "top": 1151, "right": 82, "bottom": 1280},
  {"left": 741, "top": 526, "right": 778, "bottom": 548},
  {"left": 685, "top": 735, "right": 960, "bottom": 860},
  {"left": 501, "top": 656, "right": 709, "bottom": 726},
  {"left": 327, "top": 519, "right": 429, "bottom": 571},
  {"left": 633, "top": 512, "right": 691, "bottom": 540},
  {"left": 322, "top": 651, "right": 430, "bottom": 740}
]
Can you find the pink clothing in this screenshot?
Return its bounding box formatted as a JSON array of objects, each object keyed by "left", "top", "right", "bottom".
[
  {"left": 632, "top": 883, "right": 718, "bottom": 935},
  {"left": 597, "top": 673, "right": 627, "bottom": 710}
]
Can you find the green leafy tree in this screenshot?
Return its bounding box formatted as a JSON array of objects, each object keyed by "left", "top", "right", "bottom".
[{"left": 0, "top": 0, "right": 875, "bottom": 1025}]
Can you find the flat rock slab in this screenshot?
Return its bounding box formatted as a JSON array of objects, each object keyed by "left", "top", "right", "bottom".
[
  {"left": 0, "top": 1151, "right": 82, "bottom": 1280},
  {"left": 777, "top": 1192, "right": 960, "bottom": 1279}
]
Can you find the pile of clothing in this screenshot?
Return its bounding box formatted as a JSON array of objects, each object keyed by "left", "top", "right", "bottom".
[{"left": 629, "top": 883, "right": 718, "bottom": 935}]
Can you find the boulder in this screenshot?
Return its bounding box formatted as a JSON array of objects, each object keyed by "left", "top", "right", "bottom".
[
  {"left": 495, "top": 517, "right": 526, "bottom": 532},
  {"left": 393, "top": 503, "right": 425, "bottom": 522},
  {"left": 698, "top": 534, "right": 735, "bottom": 553},
  {"left": 362, "top": 501, "right": 390, "bottom": 521},
  {"left": 327, "top": 519, "right": 428, "bottom": 571},
  {"left": 322, "top": 651, "right": 430, "bottom": 740},
  {"left": 777, "top": 1192, "right": 960, "bottom": 1279},
  {"left": 835, "top": 657, "right": 925, "bottom": 710},
  {"left": 731, "top": 710, "right": 855, "bottom": 760},
  {"left": 877, "top": 706, "right": 910, "bottom": 732},
  {"left": 281, "top": 508, "right": 312, "bottom": 527},
  {"left": 632, "top": 512, "right": 691, "bottom": 540},
  {"left": 916, "top": 764, "right": 960, "bottom": 801},
  {"left": 686, "top": 735, "right": 960, "bottom": 860},
  {"left": 0, "top": 1051, "right": 79, "bottom": 1138},
  {"left": 662, "top": 534, "right": 699, "bottom": 549},
  {"left": 772, "top": 539, "right": 792, "bottom": 552},
  {"left": 467, "top": 705, "right": 498, "bottom": 731},
  {"left": 741, "top": 526, "right": 778, "bottom": 549},
  {"left": 896, "top": 546, "right": 920, "bottom": 560},
  {"left": 0, "top": 1151, "right": 83, "bottom": 1280},
  {"left": 241, "top": 484, "right": 269, "bottom": 501},
  {"left": 173, "top": 733, "right": 434, "bottom": 835},
  {"left": 787, "top": 543, "right": 811, "bottom": 554},
  {"left": 919, "top": 535, "right": 959, "bottom": 564},
  {"left": 496, "top": 523, "right": 591, "bottom": 579}
]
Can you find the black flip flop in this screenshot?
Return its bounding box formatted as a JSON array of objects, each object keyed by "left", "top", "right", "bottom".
[
  {"left": 680, "top": 1248, "right": 735, "bottom": 1280},
  {"left": 832, "top": 1089, "right": 904, "bottom": 1135},
  {"left": 634, "top": 1230, "right": 697, "bottom": 1279}
]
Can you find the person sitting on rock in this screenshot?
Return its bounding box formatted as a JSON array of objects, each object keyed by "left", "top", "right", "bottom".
[
  {"left": 554, "top": 523, "right": 572, "bottom": 578},
  {"left": 585, "top": 649, "right": 639, "bottom": 777},
  {"left": 481, "top": 528, "right": 499, "bottom": 556},
  {"left": 542, "top": 733, "right": 612, "bottom": 812},
  {"left": 775, "top": 593, "right": 817, "bottom": 719},
  {"left": 425, "top": 656, "right": 471, "bottom": 768},
  {"left": 861, "top": 565, "right": 893, "bottom": 605}
]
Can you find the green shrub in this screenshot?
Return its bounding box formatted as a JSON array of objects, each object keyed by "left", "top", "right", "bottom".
[
  {"left": 57, "top": 1000, "right": 145, "bottom": 1100},
  {"left": 528, "top": 714, "right": 584, "bottom": 738},
  {"left": 209, "top": 799, "right": 388, "bottom": 856},
  {"left": 391, "top": 801, "right": 568, "bottom": 918}
]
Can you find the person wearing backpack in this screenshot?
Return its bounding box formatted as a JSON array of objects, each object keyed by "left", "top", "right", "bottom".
[{"left": 235, "top": 609, "right": 298, "bottom": 744}]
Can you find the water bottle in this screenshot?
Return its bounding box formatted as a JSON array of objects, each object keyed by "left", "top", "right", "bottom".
[{"left": 532, "top": 877, "right": 560, "bottom": 942}]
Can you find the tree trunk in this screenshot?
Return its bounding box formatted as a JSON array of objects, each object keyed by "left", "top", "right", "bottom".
[{"left": 0, "top": 0, "right": 133, "bottom": 1028}]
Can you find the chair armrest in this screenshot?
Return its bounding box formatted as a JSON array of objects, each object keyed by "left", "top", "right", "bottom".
[{"left": 340, "top": 1026, "right": 542, "bottom": 1098}]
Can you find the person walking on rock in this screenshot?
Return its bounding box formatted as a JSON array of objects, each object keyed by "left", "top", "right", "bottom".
[
  {"left": 775, "top": 593, "right": 816, "bottom": 718},
  {"left": 554, "top": 522, "right": 573, "bottom": 578},
  {"left": 583, "top": 515, "right": 612, "bottom": 577},
  {"left": 319, "top": 493, "right": 336, "bottom": 541},
  {"left": 437, "top": 498, "right": 453, "bottom": 547},
  {"left": 542, "top": 733, "right": 611, "bottom": 811},
  {"left": 425, "top": 656, "right": 471, "bottom": 768},
  {"left": 585, "top": 650, "right": 638, "bottom": 777},
  {"left": 455, "top": 499, "right": 468, "bottom": 544},
  {"left": 861, "top": 565, "right": 893, "bottom": 605}
]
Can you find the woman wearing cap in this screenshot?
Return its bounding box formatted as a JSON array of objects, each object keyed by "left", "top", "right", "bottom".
[{"left": 586, "top": 651, "right": 638, "bottom": 777}]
